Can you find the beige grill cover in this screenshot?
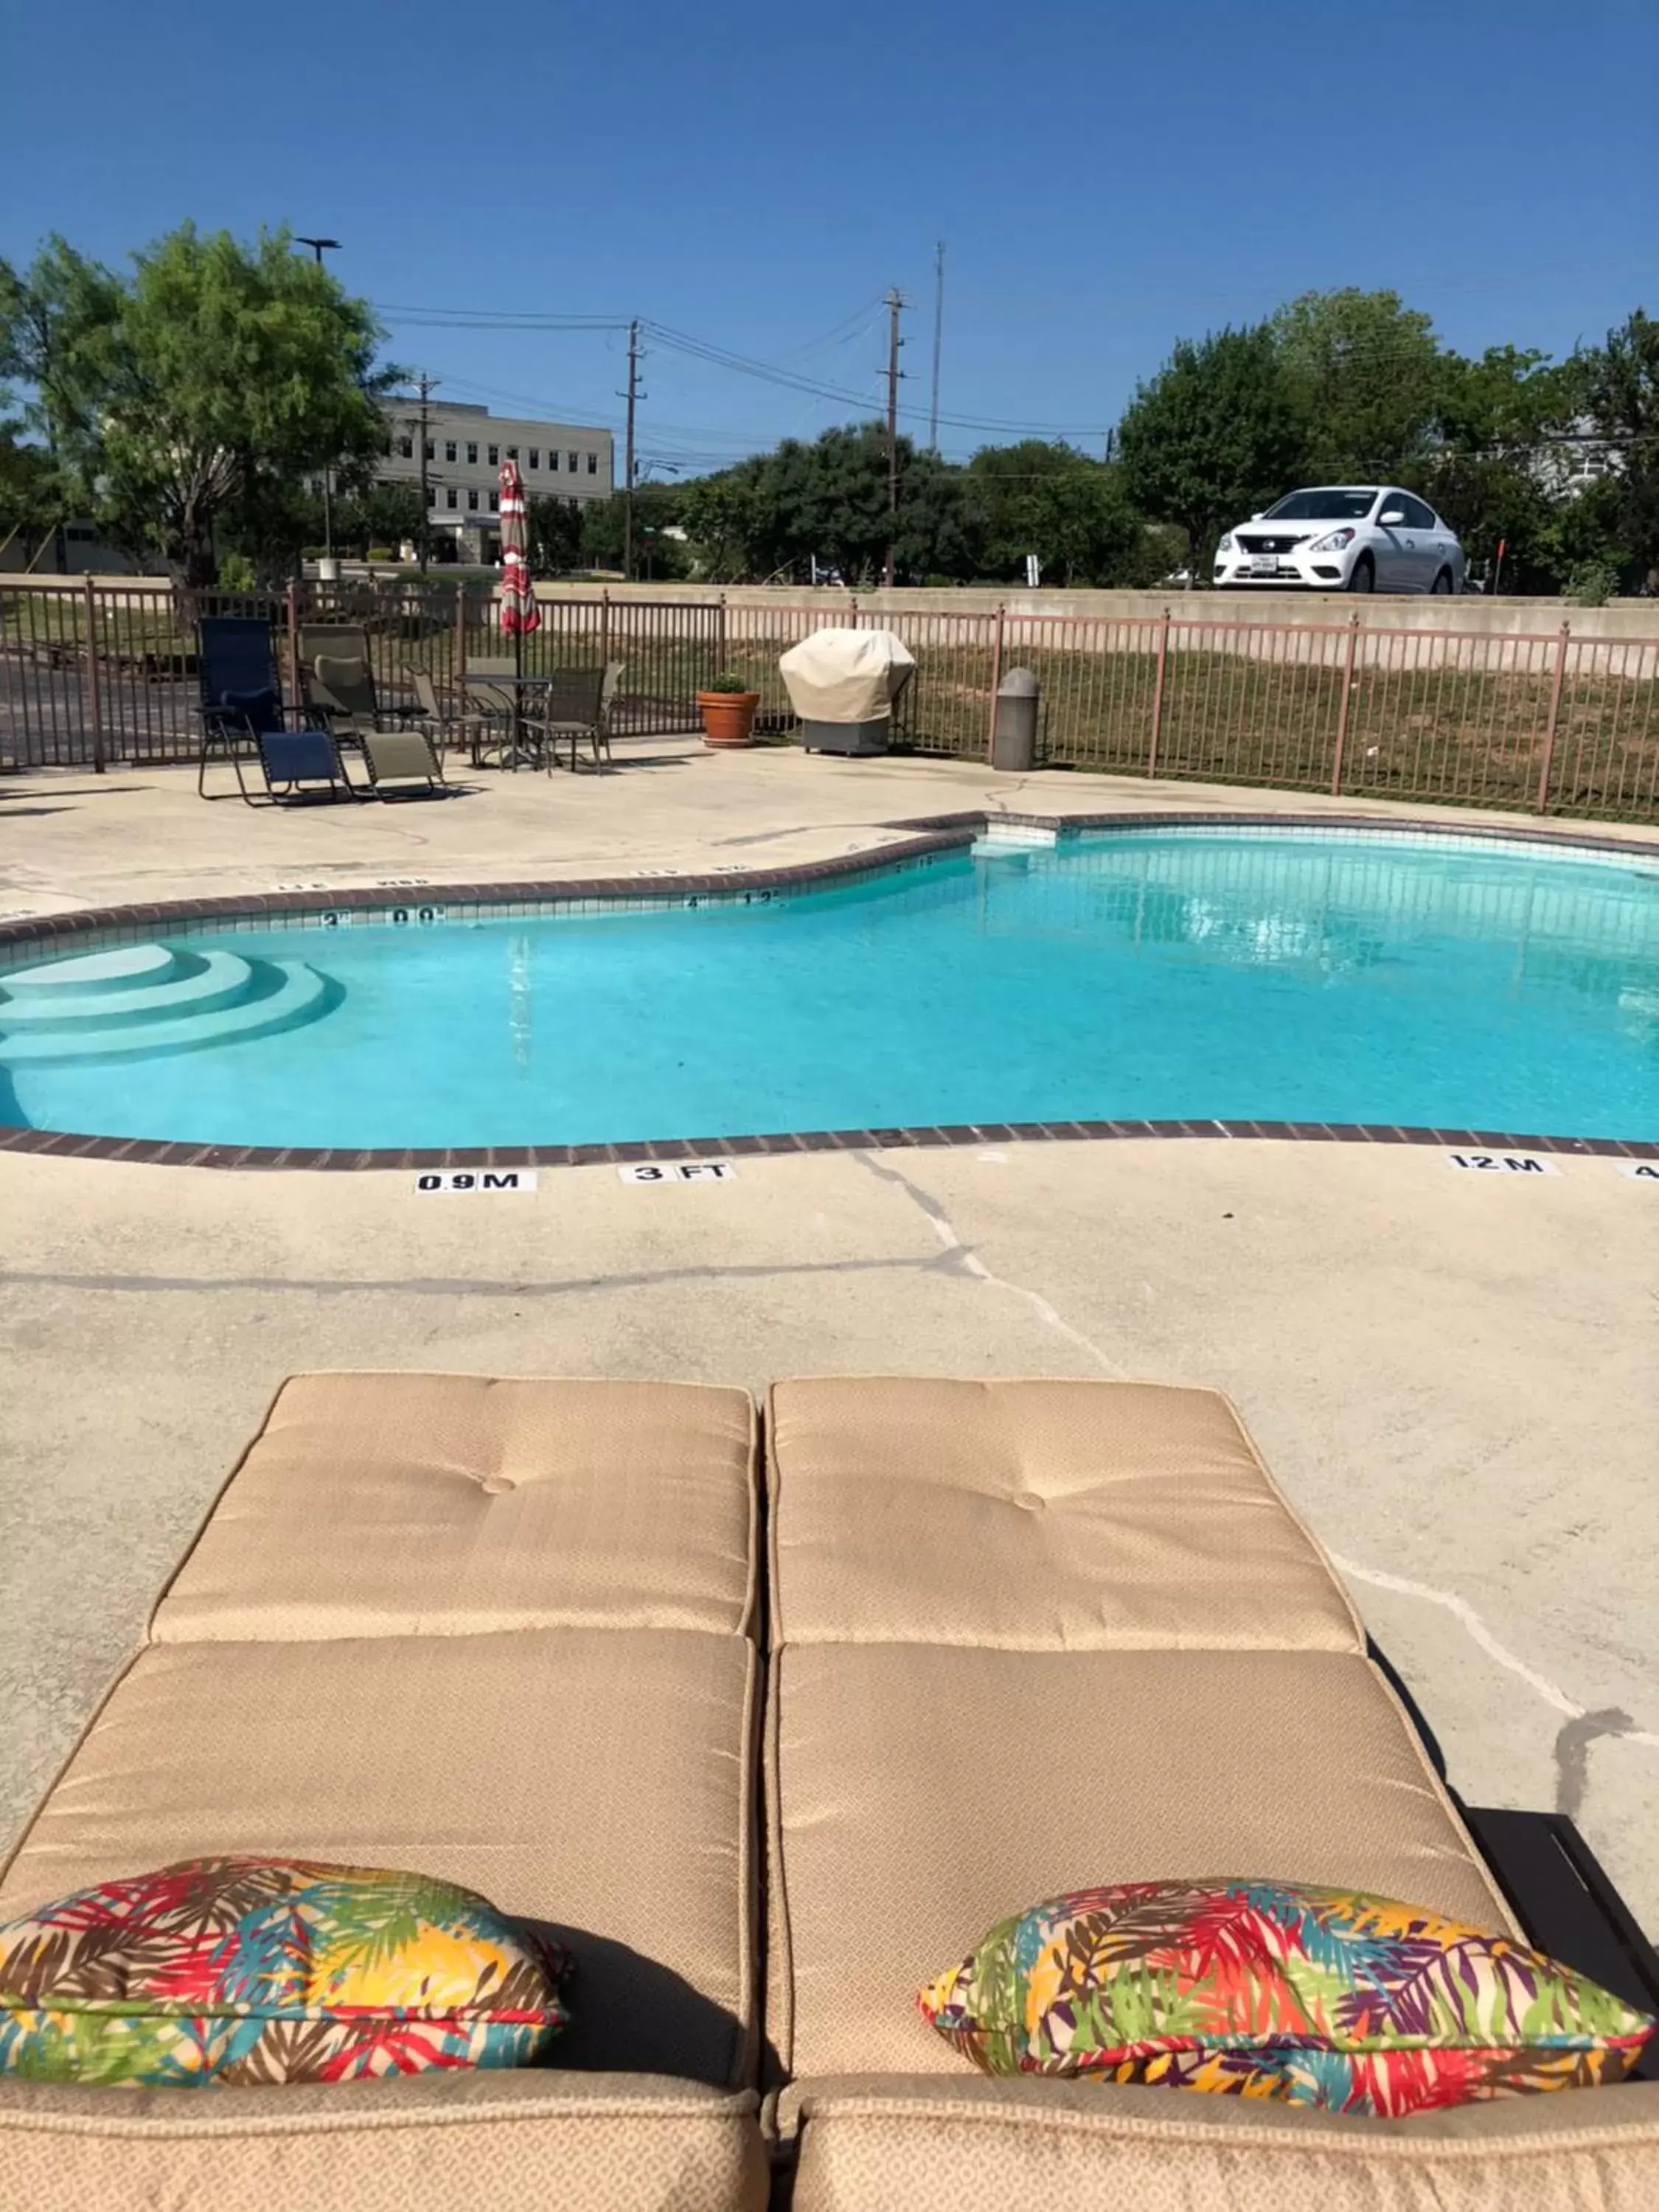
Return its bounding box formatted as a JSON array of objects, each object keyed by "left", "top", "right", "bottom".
[{"left": 779, "top": 629, "right": 915, "bottom": 724}]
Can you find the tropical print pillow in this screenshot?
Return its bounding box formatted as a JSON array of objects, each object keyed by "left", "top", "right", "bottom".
[
  {"left": 919, "top": 1879, "right": 1654, "bottom": 2116},
  {"left": 0, "top": 1857, "right": 571, "bottom": 2088}
]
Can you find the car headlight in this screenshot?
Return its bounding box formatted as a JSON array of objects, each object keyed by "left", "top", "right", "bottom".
[
  {"left": 1215, "top": 533, "right": 1234, "bottom": 554},
  {"left": 1308, "top": 527, "right": 1357, "bottom": 552}
]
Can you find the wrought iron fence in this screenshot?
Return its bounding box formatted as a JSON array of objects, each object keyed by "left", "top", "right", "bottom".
[{"left": 3, "top": 581, "right": 1658, "bottom": 821}]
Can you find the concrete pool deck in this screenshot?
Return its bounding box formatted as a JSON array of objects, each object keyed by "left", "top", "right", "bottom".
[{"left": 1, "top": 748, "right": 1656, "bottom": 1930}]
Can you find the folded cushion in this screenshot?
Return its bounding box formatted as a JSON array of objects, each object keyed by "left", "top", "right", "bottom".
[
  {"left": 918, "top": 1880, "right": 1652, "bottom": 2115},
  {"left": 154, "top": 1374, "right": 758, "bottom": 1642},
  {"left": 768, "top": 1379, "right": 1363, "bottom": 1652},
  {"left": 0, "top": 1857, "right": 569, "bottom": 2087}
]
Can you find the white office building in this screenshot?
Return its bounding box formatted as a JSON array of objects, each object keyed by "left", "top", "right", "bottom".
[{"left": 378, "top": 399, "right": 614, "bottom": 559}]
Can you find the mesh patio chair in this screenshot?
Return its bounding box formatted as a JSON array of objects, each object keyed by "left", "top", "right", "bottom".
[
  {"left": 196, "top": 616, "right": 357, "bottom": 807},
  {"left": 299, "top": 627, "right": 379, "bottom": 751},
  {"left": 304, "top": 643, "right": 448, "bottom": 798},
  {"left": 408, "top": 668, "right": 457, "bottom": 757},
  {"left": 522, "top": 664, "right": 611, "bottom": 773}
]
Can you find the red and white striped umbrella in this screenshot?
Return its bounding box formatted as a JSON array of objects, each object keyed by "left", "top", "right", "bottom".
[{"left": 498, "top": 459, "right": 540, "bottom": 638}]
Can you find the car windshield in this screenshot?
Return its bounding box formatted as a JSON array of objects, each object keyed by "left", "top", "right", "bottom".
[{"left": 1262, "top": 489, "right": 1379, "bottom": 521}]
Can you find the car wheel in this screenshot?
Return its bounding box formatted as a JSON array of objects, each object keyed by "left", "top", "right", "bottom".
[
  {"left": 1347, "top": 554, "right": 1375, "bottom": 594},
  {"left": 1431, "top": 568, "right": 1454, "bottom": 595}
]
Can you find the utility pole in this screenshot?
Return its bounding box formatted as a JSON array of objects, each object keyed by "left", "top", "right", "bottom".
[
  {"left": 621, "top": 319, "right": 643, "bottom": 582},
  {"left": 883, "top": 288, "right": 905, "bottom": 590},
  {"left": 414, "top": 373, "right": 437, "bottom": 574},
  {"left": 928, "top": 243, "right": 945, "bottom": 453},
  {"left": 296, "top": 239, "right": 341, "bottom": 561}
]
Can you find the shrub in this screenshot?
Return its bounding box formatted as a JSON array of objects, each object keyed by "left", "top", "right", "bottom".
[
  {"left": 1567, "top": 560, "right": 1621, "bottom": 608},
  {"left": 703, "top": 670, "right": 753, "bottom": 694}
]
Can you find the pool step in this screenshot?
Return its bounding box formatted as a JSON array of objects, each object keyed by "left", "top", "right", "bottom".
[
  {"left": 0, "top": 950, "right": 257, "bottom": 1032},
  {"left": 0, "top": 960, "right": 333, "bottom": 1065},
  {"left": 1, "top": 944, "right": 188, "bottom": 997}
]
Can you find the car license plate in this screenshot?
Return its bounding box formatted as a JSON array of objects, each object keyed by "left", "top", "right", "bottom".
[{"left": 1249, "top": 556, "right": 1279, "bottom": 574}]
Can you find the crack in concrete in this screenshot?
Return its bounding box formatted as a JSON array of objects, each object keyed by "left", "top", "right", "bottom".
[
  {"left": 1329, "top": 1554, "right": 1659, "bottom": 1821},
  {"left": 849, "top": 1150, "right": 1124, "bottom": 1374},
  {"left": 0, "top": 1253, "right": 946, "bottom": 1300}
]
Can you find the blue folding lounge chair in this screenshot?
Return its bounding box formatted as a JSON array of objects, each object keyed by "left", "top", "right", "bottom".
[{"left": 196, "top": 616, "right": 355, "bottom": 806}]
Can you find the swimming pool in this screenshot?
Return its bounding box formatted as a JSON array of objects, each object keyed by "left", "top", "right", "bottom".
[{"left": 2, "top": 826, "right": 1656, "bottom": 1152}]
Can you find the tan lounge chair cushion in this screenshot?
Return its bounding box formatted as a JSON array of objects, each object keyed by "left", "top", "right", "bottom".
[
  {"left": 154, "top": 1374, "right": 758, "bottom": 1641},
  {"left": 767, "top": 1643, "right": 1513, "bottom": 2080},
  {"left": 781, "top": 2074, "right": 1659, "bottom": 2212},
  {"left": 0, "top": 1627, "right": 758, "bottom": 2087},
  {"left": 767, "top": 1379, "right": 1363, "bottom": 1652},
  {"left": 0, "top": 2073, "right": 766, "bottom": 2212}
]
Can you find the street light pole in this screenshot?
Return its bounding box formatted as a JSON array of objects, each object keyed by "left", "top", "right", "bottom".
[{"left": 296, "top": 237, "right": 342, "bottom": 565}]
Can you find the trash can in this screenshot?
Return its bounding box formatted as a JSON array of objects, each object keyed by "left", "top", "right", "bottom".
[
  {"left": 992, "top": 667, "right": 1040, "bottom": 771},
  {"left": 779, "top": 628, "right": 917, "bottom": 756}
]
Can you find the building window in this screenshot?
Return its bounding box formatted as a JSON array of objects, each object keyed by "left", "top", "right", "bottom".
[
  {"left": 445, "top": 441, "right": 456, "bottom": 462},
  {"left": 445, "top": 488, "right": 458, "bottom": 509},
  {"left": 568, "top": 451, "right": 579, "bottom": 473},
  {"left": 587, "top": 453, "right": 598, "bottom": 475},
  {"left": 490, "top": 490, "right": 499, "bottom": 511},
  {"left": 397, "top": 436, "right": 412, "bottom": 459},
  {"left": 529, "top": 448, "right": 539, "bottom": 467},
  {"left": 507, "top": 445, "right": 518, "bottom": 460},
  {"left": 548, "top": 450, "right": 560, "bottom": 472},
  {"left": 424, "top": 441, "right": 434, "bottom": 461},
  {"left": 487, "top": 444, "right": 498, "bottom": 465},
  {"left": 467, "top": 488, "right": 479, "bottom": 511},
  {"left": 466, "top": 442, "right": 478, "bottom": 464}
]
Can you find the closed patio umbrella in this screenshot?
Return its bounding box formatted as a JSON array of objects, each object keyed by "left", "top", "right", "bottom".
[{"left": 498, "top": 458, "right": 540, "bottom": 758}]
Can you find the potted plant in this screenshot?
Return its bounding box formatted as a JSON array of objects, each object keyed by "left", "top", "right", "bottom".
[{"left": 697, "top": 672, "right": 761, "bottom": 748}]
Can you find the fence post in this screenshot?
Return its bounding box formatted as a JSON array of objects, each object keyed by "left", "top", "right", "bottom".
[
  {"left": 846, "top": 595, "right": 858, "bottom": 628},
  {"left": 599, "top": 588, "right": 610, "bottom": 671},
  {"left": 285, "top": 581, "right": 302, "bottom": 722},
  {"left": 717, "top": 591, "right": 728, "bottom": 669},
  {"left": 81, "top": 574, "right": 105, "bottom": 772},
  {"left": 1534, "top": 622, "right": 1571, "bottom": 814},
  {"left": 453, "top": 580, "right": 467, "bottom": 698},
  {"left": 1329, "top": 612, "right": 1360, "bottom": 797},
  {"left": 1146, "top": 608, "right": 1171, "bottom": 779},
  {"left": 985, "top": 602, "right": 1006, "bottom": 762}
]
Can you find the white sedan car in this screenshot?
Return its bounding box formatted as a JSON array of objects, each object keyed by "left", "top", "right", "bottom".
[{"left": 1214, "top": 487, "right": 1464, "bottom": 594}]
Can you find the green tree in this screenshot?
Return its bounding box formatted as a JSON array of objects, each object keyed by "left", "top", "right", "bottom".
[
  {"left": 579, "top": 484, "right": 690, "bottom": 577},
  {"left": 0, "top": 237, "right": 120, "bottom": 476},
  {"left": 1425, "top": 346, "right": 1585, "bottom": 587},
  {"left": 0, "top": 413, "right": 58, "bottom": 544},
  {"left": 1117, "top": 324, "right": 1302, "bottom": 569},
  {"left": 964, "top": 441, "right": 1144, "bottom": 585},
  {"left": 3, "top": 224, "right": 395, "bottom": 589},
  {"left": 678, "top": 423, "right": 974, "bottom": 585},
  {"left": 1578, "top": 308, "right": 1659, "bottom": 587},
  {"left": 526, "top": 494, "right": 585, "bottom": 573},
  {"left": 1272, "top": 288, "right": 1441, "bottom": 482}
]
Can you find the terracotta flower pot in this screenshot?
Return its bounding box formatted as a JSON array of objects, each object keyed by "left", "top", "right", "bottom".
[{"left": 698, "top": 691, "right": 760, "bottom": 748}]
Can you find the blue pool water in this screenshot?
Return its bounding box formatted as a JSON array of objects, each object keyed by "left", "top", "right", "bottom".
[{"left": 2, "top": 830, "right": 1657, "bottom": 1147}]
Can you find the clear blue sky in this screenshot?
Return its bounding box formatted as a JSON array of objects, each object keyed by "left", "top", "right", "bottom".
[{"left": 6, "top": 0, "right": 1655, "bottom": 473}]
